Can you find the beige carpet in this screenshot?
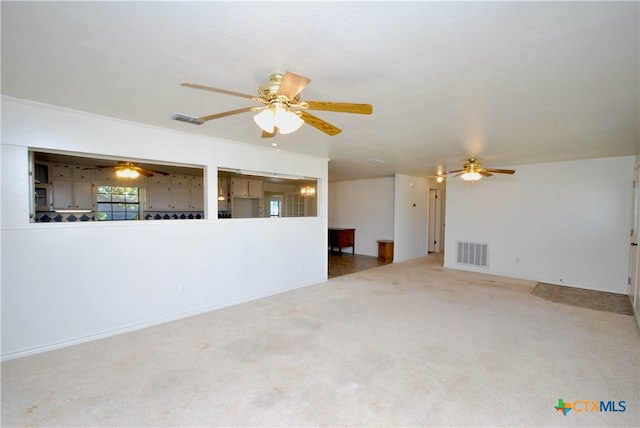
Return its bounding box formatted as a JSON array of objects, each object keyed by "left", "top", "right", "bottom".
[{"left": 2, "top": 254, "right": 638, "bottom": 427}]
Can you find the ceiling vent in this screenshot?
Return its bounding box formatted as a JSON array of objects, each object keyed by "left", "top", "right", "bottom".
[
  {"left": 367, "top": 158, "right": 386, "bottom": 164},
  {"left": 171, "top": 113, "right": 204, "bottom": 125}
]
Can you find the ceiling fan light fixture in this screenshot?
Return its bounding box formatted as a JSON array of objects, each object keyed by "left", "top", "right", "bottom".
[
  {"left": 461, "top": 171, "right": 481, "bottom": 181},
  {"left": 275, "top": 109, "right": 304, "bottom": 134},
  {"left": 436, "top": 175, "right": 444, "bottom": 183},
  {"left": 253, "top": 108, "right": 276, "bottom": 133},
  {"left": 116, "top": 168, "right": 140, "bottom": 179}
]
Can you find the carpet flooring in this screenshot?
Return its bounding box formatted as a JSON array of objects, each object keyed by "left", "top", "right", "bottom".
[{"left": 2, "top": 254, "right": 638, "bottom": 427}]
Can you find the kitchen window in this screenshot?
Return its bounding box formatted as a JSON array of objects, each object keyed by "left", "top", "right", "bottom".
[{"left": 97, "top": 186, "right": 140, "bottom": 221}]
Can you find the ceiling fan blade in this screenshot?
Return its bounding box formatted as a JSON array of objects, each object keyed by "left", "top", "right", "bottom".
[
  {"left": 93, "top": 165, "right": 116, "bottom": 169},
  {"left": 277, "top": 71, "right": 310, "bottom": 100},
  {"left": 181, "top": 83, "right": 256, "bottom": 99},
  {"left": 261, "top": 129, "right": 276, "bottom": 138},
  {"left": 479, "top": 170, "right": 493, "bottom": 177},
  {"left": 137, "top": 167, "right": 169, "bottom": 176},
  {"left": 299, "top": 111, "right": 342, "bottom": 136},
  {"left": 485, "top": 168, "right": 516, "bottom": 174},
  {"left": 197, "top": 106, "right": 257, "bottom": 122},
  {"left": 133, "top": 169, "right": 154, "bottom": 178},
  {"left": 444, "top": 169, "right": 465, "bottom": 175},
  {"left": 304, "top": 101, "right": 373, "bottom": 115}
]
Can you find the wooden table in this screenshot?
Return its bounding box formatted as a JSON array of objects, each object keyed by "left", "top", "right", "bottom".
[{"left": 328, "top": 228, "right": 355, "bottom": 254}]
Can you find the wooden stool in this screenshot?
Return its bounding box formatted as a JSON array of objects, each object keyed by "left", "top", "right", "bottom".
[{"left": 377, "top": 240, "right": 394, "bottom": 262}]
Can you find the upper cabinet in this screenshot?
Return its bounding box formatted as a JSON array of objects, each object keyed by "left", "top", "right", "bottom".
[
  {"left": 231, "top": 178, "right": 263, "bottom": 198},
  {"left": 51, "top": 180, "right": 93, "bottom": 210}
]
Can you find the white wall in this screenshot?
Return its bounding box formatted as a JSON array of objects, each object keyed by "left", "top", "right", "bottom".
[
  {"left": 444, "top": 156, "right": 634, "bottom": 293},
  {"left": 1, "top": 97, "right": 329, "bottom": 359},
  {"left": 328, "top": 177, "right": 394, "bottom": 257}
]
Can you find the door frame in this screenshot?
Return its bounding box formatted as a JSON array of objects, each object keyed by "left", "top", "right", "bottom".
[
  {"left": 629, "top": 164, "right": 640, "bottom": 329},
  {"left": 428, "top": 188, "right": 442, "bottom": 253}
]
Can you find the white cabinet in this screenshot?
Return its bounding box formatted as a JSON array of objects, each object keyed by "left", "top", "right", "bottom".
[
  {"left": 52, "top": 180, "right": 93, "bottom": 210},
  {"left": 192, "top": 187, "right": 204, "bottom": 210},
  {"left": 146, "top": 186, "right": 171, "bottom": 210},
  {"left": 191, "top": 177, "right": 203, "bottom": 188},
  {"left": 51, "top": 164, "right": 72, "bottom": 179},
  {"left": 249, "top": 180, "right": 263, "bottom": 198},
  {"left": 170, "top": 187, "right": 192, "bottom": 210},
  {"left": 148, "top": 175, "right": 170, "bottom": 185},
  {"left": 146, "top": 185, "right": 201, "bottom": 210},
  {"left": 231, "top": 178, "right": 263, "bottom": 198},
  {"left": 171, "top": 175, "right": 191, "bottom": 187},
  {"left": 72, "top": 166, "right": 92, "bottom": 180}
]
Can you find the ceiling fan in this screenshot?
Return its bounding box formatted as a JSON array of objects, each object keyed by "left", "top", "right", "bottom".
[
  {"left": 91, "top": 162, "right": 170, "bottom": 179},
  {"left": 176, "top": 71, "right": 373, "bottom": 137},
  {"left": 445, "top": 158, "right": 516, "bottom": 181}
]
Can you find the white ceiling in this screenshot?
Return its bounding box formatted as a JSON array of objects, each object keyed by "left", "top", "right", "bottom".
[{"left": 2, "top": 1, "right": 638, "bottom": 181}]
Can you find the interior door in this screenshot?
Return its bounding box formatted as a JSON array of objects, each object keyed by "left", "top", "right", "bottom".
[{"left": 629, "top": 164, "right": 640, "bottom": 327}]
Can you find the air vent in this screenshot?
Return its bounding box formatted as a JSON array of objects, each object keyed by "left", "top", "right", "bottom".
[
  {"left": 171, "top": 113, "right": 204, "bottom": 125},
  {"left": 456, "top": 241, "right": 489, "bottom": 268}
]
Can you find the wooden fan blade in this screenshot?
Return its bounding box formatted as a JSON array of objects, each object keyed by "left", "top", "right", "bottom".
[
  {"left": 181, "top": 83, "right": 255, "bottom": 99},
  {"left": 93, "top": 165, "right": 116, "bottom": 169},
  {"left": 277, "top": 72, "right": 310, "bottom": 100},
  {"left": 444, "top": 169, "right": 464, "bottom": 175},
  {"left": 262, "top": 129, "right": 276, "bottom": 138},
  {"left": 479, "top": 170, "right": 493, "bottom": 177},
  {"left": 305, "top": 101, "right": 373, "bottom": 115},
  {"left": 485, "top": 168, "right": 516, "bottom": 174},
  {"left": 133, "top": 168, "right": 154, "bottom": 178},
  {"left": 197, "top": 107, "right": 257, "bottom": 122},
  {"left": 299, "top": 111, "right": 341, "bottom": 136},
  {"left": 137, "top": 167, "right": 169, "bottom": 176}
]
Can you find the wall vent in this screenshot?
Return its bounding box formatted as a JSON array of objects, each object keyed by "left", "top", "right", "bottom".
[{"left": 456, "top": 241, "right": 489, "bottom": 268}]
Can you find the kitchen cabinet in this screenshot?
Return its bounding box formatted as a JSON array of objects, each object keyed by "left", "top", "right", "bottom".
[
  {"left": 146, "top": 186, "right": 171, "bottom": 210},
  {"left": 146, "top": 186, "right": 198, "bottom": 210},
  {"left": 170, "top": 187, "right": 192, "bottom": 210},
  {"left": 191, "top": 177, "right": 203, "bottom": 188},
  {"left": 191, "top": 187, "right": 204, "bottom": 211},
  {"left": 171, "top": 174, "right": 190, "bottom": 186},
  {"left": 72, "top": 166, "right": 92, "bottom": 180},
  {"left": 52, "top": 179, "right": 93, "bottom": 210},
  {"left": 51, "top": 164, "right": 72, "bottom": 179},
  {"left": 148, "top": 175, "right": 171, "bottom": 185},
  {"left": 231, "top": 178, "right": 263, "bottom": 198}
]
